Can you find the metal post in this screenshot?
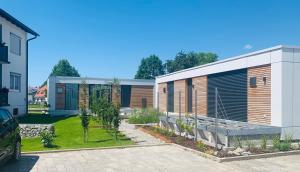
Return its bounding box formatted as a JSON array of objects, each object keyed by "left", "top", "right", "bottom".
[
  {"left": 157, "top": 92, "right": 160, "bottom": 112},
  {"left": 195, "top": 89, "right": 198, "bottom": 141},
  {"left": 215, "top": 87, "right": 218, "bottom": 149},
  {"left": 166, "top": 90, "right": 169, "bottom": 130},
  {"left": 179, "top": 91, "right": 181, "bottom": 136}
]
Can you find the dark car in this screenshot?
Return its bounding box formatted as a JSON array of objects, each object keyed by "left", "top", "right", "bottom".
[{"left": 0, "top": 108, "right": 21, "bottom": 165}]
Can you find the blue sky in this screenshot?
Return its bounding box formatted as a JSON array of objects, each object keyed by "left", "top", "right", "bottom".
[{"left": 1, "top": 0, "right": 300, "bottom": 86}]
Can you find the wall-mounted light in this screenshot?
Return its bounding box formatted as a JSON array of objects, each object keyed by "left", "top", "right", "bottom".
[
  {"left": 163, "top": 87, "right": 166, "bottom": 93},
  {"left": 263, "top": 77, "right": 267, "bottom": 86}
]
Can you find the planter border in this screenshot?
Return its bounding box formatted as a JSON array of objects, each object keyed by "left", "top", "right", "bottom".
[
  {"left": 22, "top": 143, "right": 170, "bottom": 154},
  {"left": 171, "top": 143, "right": 300, "bottom": 163}
]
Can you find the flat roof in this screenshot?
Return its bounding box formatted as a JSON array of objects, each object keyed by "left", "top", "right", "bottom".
[
  {"left": 0, "top": 8, "right": 39, "bottom": 36},
  {"left": 49, "top": 76, "right": 155, "bottom": 86},
  {"left": 156, "top": 45, "right": 300, "bottom": 79}
]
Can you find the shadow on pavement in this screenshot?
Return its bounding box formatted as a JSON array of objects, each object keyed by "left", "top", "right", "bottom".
[{"left": 0, "top": 155, "right": 39, "bottom": 172}]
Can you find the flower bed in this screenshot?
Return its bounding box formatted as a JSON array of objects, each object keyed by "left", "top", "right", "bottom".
[{"left": 137, "top": 125, "right": 300, "bottom": 159}]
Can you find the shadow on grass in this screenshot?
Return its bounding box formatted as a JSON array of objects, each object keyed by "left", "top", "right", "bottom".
[{"left": 17, "top": 114, "right": 70, "bottom": 124}]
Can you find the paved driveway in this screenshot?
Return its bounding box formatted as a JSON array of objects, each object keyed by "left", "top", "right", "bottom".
[{"left": 1, "top": 145, "right": 300, "bottom": 172}]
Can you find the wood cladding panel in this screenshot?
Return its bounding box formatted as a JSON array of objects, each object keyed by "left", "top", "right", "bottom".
[
  {"left": 192, "top": 76, "right": 207, "bottom": 116},
  {"left": 112, "top": 86, "right": 121, "bottom": 106},
  {"left": 247, "top": 65, "right": 271, "bottom": 125},
  {"left": 79, "top": 84, "right": 89, "bottom": 109},
  {"left": 158, "top": 83, "right": 167, "bottom": 112},
  {"left": 174, "top": 80, "right": 186, "bottom": 113},
  {"left": 130, "top": 86, "right": 153, "bottom": 108},
  {"left": 56, "top": 83, "right": 65, "bottom": 110}
]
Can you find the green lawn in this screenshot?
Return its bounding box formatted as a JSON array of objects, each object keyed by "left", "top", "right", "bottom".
[{"left": 20, "top": 115, "right": 134, "bottom": 152}]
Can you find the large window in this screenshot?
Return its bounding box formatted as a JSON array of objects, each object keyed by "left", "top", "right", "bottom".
[
  {"left": 10, "top": 33, "right": 21, "bottom": 55},
  {"left": 10, "top": 72, "right": 21, "bottom": 92}
]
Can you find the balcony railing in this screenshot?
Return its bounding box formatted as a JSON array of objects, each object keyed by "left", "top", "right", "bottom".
[
  {"left": 0, "top": 45, "right": 9, "bottom": 64},
  {"left": 0, "top": 91, "right": 9, "bottom": 107}
]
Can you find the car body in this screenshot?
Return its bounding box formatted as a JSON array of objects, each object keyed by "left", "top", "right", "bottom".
[{"left": 0, "top": 108, "right": 21, "bottom": 165}]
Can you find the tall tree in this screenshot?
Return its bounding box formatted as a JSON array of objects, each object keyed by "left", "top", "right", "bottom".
[
  {"left": 135, "top": 55, "right": 165, "bottom": 79},
  {"left": 41, "top": 59, "right": 80, "bottom": 86},
  {"left": 50, "top": 59, "right": 80, "bottom": 77},
  {"left": 164, "top": 51, "right": 218, "bottom": 73}
]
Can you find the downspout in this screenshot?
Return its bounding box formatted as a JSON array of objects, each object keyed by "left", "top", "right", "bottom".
[{"left": 26, "top": 35, "right": 37, "bottom": 115}]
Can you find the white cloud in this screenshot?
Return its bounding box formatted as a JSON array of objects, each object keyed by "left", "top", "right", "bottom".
[{"left": 243, "top": 44, "right": 253, "bottom": 50}]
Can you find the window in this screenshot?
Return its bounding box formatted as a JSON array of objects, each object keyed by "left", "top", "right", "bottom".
[
  {"left": 250, "top": 77, "right": 257, "bottom": 88},
  {"left": 10, "top": 72, "right": 21, "bottom": 91},
  {"left": 0, "top": 110, "right": 11, "bottom": 124},
  {"left": 57, "top": 87, "right": 63, "bottom": 93},
  {"left": 10, "top": 33, "right": 21, "bottom": 55}
]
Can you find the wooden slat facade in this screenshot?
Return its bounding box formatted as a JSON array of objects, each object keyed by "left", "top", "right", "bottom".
[
  {"left": 247, "top": 65, "right": 271, "bottom": 124},
  {"left": 192, "top": 76, "right": 207, "bottom": 116},
  {"left": 174, "top": 80, "right": 186, "bottom": 113},
  {"left": 55, "top": 83, "right": 65, "bottom": 110},
  {"left": 158, "top": 83, "right": 167, "bottom": 112},
  {"left": 130, "top": 85, "right": 153, "bottom": 108}
]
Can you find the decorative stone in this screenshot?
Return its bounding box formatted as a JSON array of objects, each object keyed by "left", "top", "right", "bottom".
[{"left": 19, "top": 124, "right": 55, "bottom": 138}]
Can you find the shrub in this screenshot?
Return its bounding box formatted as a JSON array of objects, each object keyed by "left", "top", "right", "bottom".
[
  {"left": 128, "top": 108, "right": 162, "bottom": 124},
  {"left": 272, "top": 134, "right": 293, "bottom": 152},
  {"left": 40, "top": 131, "right": 54, "bottom": 147},
  {"left": 196, "top": 141, "right": 206, "bottom": 152}
]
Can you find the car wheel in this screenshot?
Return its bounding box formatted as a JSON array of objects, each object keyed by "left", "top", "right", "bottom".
[{"left": 12, "top": 141, "right": 21, "bottom": 161}]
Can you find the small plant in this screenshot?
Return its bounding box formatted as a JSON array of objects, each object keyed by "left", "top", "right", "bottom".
[
  {"left": 272, "top": 134, "right": 293, "bottom": 152},
  {"left": 196, "top": 141, "right": 207, "bottom": 152},
  {"left": 40, "top": 131, "right": 54, "bottom": 147},
  {"left": 245, "top": 139, "right": 255, "bottom": 151},
  {"left": 176, "top": 119, "right": 185, "bottom": 136},
  {"left": 233, "top": 136, "right": 243, "bottom": 148},
  {"left": 110, "top": 104, "right": 121, "bottom": 140},
  {"left": 272, "top": 135, "right": 281, "bottom": 150},
  {"left": 260, "top": 135, "right": 268, "bottom": 150}
]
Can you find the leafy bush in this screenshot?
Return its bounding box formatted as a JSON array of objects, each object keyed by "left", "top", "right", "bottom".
[
  {"left": 196, "top": 141, "right": 207, "bottom": 152},
  {"left": 128, "top": 108, "right": 162, "bottom": 124},
  {"left": 272, "top": 134, "right": 293, "bottom": 151},
  {"left": 40, "top": 131, "right": 54, "bottom": 147}
]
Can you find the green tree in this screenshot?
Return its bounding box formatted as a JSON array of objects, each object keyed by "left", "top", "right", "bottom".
[
  {"left": 164, "top": 51, "right": 218, "bottom": 73},
  {"left": 135, "top": 55, "right": 165, "bottom": 79},
  {"left": 41, "top": 59, "right": 80, "bottom": 86},
  {"left": 50, "top": 59, "right": 80, "bottom": 77}
]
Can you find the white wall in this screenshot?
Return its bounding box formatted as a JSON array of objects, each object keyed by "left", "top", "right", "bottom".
[
  {"left": 0, "top": 16, "right": 27, "bottom": 115},
  {"left": 47, "top": 77, "right": 56, "bottom": 111}
]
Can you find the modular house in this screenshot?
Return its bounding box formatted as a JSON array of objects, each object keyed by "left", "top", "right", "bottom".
[
  {"left": 155, "top": 45, "right": 300, "bottom": 139},
  {"left": 47, "top": 76, "right": 155, "bottom": 116},
  {"left": 0, "top": 9, "right": 39, "bottom": 115}
]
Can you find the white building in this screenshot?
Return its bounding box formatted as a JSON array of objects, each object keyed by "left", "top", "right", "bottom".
[
  {"left": 155, "top": 45, "right": 300, "bottom": 139},
  {"left": 0, "top": 9, "right": 39, "bottom": 115}
]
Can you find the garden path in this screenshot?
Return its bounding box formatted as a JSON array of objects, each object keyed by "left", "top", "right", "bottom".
[{"left": 119, "top": 120, "right": 164, "bottom": 145}]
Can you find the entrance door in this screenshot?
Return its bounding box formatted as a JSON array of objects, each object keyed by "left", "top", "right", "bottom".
[
  {"left": 65, "top": 84, "right": 79, "bottom": 110},
  {"left": 167, "top": 81, "right": 174, "bottom": 112},
  {"left": 121, "top": 85, "right": 131, "bottom": 107}
]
